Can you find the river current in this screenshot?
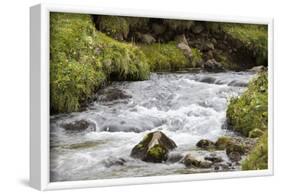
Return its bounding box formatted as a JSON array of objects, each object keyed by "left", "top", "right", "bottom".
[{"left": 50, "top": 71, "right": 255, "bottom": 182}]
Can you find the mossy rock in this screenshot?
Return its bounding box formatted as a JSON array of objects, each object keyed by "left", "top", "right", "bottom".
[
  {"left": 215, "top": 136, "right": 232, "bottom": 150},
  {"left": 146, "top": 145, "right": 168, "bottom": 163},
  {"left": 183, "top": 154, "right": 213, "bottom": 168},
  {"left": 196, "top": 139, "right": 215, "bottom": 150},
  {"left": 226, "top": 143, "right": 245, "bottom": 156},
  {"left": 130, "top": 131, "right": 177, "bottom": 163},
  {"left": 249, "top": 128, "right": 264, "bottom": 138}
]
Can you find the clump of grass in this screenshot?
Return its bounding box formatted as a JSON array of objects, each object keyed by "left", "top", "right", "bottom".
[
  {"left": 222, "top": 24, "right": 268, "bottom": 66},
  {"left": 97, "top": 16, "right": 129, "bottom": 40},
  {"left": 242, "top": 132, "right": 268, "bottom": 170},
  {"left": 227, "top": 71, "right": 268, "bottom": 137},
  {"left": 50, "top": 13, "right": 149, "bottom": 113},
  {"left": 139, "top": 42, "right": 202, "bottom": 71}
]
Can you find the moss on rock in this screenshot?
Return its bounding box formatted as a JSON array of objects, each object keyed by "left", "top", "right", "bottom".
[
  {"left": 215, "top": 136, "right": 232, "bottom": 150},
  {"left": 147, "top": 145, "right": 168, "bottom": 162}
]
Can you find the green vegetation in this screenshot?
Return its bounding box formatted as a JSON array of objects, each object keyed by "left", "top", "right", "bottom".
[
  {"left": 227, "top": 71, "right": 268, "bottom": 136},
  {"left": 215, "top": 136, "right": 232, "bottom": 150},
  {"left": 222, "top": 24, "right": 268, "bottom": 66},
  {"left": 97, "top": 16, "right": 129, "bottom": 40},
  {"left": 139, "top": 42, "right": 202, "bottom": 71},
  {"left": 227, "top": 71, "right": 268, "bottom": 170},
  {"left": 242, "top": 133, "right": 268, "bottom": 170},
  {"left": 147, "top": 145, "right": 167, "bottom": 161},
  {"left": 50, "top": 13, "right": 149, "bottom": 113}
]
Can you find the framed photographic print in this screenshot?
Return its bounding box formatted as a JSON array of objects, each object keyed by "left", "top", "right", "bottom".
[{"left": 30, "top": 3, "right": 274, "bottom": 191}]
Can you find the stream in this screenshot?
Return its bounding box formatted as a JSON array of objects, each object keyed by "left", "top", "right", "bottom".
[{"left": 50, "top": 71, "right": 255, "bottom": 182}]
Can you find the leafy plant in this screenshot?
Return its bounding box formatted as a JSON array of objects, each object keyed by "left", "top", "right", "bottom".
[{"left": 227, "top": 71, "right": 268, "bottom": 136}]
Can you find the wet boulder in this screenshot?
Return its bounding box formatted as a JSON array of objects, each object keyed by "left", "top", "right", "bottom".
[
  {"left": 204, "top": 154, "right": 223, "bottom": 163},
  {"left": 97, "top": 88, "right": 131, "bottom": 102},
  {"left": 215, "top": 136, "right": 256, "bottom": 155},
  {"left": 227, "top": 151, "right": 241, "bottom": 162},
  {"left": 214, "top": 162, "right": 233, "bottom": 171},
  {"left": 196, "top": 139, "right": 215, "bottom": 150},
  {"left": 203, "top": 59, "right": 225, "bottom": 72},
  {"left": 130, "top": 131, "right": 177, "bottom": 163},
  {"left": 226, "top": 143, "right": 245, "bottom": 156},
  {"left": 183, "top": 154, "right": 212, "bottom": 168},
  {"left": 61, "top": 120, "right": 90, "bottom": 131}
]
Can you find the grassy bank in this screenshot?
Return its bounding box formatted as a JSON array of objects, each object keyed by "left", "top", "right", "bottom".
[
  {"left": 139, "top": 42, "right": 202, "bottom": 71},
  {"left": 222, "top": 24, "right": 268, "bottom": 66},
  {"left": 226, "top": 71, "right": 268, "bottom": 170},
  {"left": 50, "top": 13, "right": 149, "bottom": 113}
]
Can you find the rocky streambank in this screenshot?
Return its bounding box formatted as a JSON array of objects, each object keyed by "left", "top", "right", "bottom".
[{"left": 129, "top": 130, "right": 257, "bottom": 171}]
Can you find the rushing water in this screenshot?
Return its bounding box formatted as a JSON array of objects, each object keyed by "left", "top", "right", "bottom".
[{"left": 50, "top": 71, "right": 255, "bottom": 182}]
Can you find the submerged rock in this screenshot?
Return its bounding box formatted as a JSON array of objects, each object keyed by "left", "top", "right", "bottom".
[
  {"left": 104, "top": 157, "right": 127, "bottom": 168},
  {"left": 97, "top": 88, "right": 132, "bottom": 102},
  {"left": 196, "top": 139, "right": 215, "bottom": 150},
  {"left": 167, "top": 152, "right": 184, "bottom": 163},
  {"left": 130, "top": 131, "right": 177, "bottom": 163},
  {"left": 61, "top": 120, "right": 90, "bottom": 131}
]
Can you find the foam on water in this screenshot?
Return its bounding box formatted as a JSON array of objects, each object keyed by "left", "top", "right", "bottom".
[{"left": 50, "top": 71, "right": 255, "bottom": 181}]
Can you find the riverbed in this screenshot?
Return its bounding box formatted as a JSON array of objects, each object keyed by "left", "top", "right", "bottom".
[{"left": 50, "top": 71, "right": 255, "bottom": 182}]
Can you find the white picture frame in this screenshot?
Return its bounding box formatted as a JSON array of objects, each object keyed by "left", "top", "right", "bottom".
[{"left": 30, "top": 3, "right": 274, "bottom": 191}]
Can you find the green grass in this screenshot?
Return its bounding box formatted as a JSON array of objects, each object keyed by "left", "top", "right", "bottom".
[
  {"left": 242, "top": 133, "right": 268, "bottom": 170},
  {"left": 50, "top": 13, "right": 149, "bottom": 113},
  {"left": 97, "top": 16, "right": 129, "bottom": 40},
  {"left": 222, "top": 24, "right": 268, "bottom": 66},
  {"left": 226, "top": 71, "right": 268, "bottom": 170},
  {"left": 227, "top": 71, "right": 268, "bottom": 137},
  {"left": 139, "top": 42, "right": 202, "bottom": 71}
]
